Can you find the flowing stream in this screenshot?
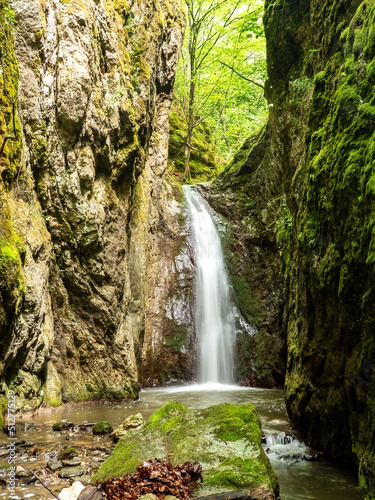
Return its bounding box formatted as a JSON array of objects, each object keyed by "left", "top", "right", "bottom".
[
  {"left": 0, "top": 386, "right": 360, "bottom": 500},
  {"left": 183, "top": 185, "right": 235, "bottom": 384}
]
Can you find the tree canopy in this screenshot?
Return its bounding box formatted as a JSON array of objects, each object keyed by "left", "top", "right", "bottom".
[{"left": 172, "top": 0, "right": 267, "bottom": 180}]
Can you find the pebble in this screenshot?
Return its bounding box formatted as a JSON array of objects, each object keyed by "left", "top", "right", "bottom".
[
  {"left": 47, "top": 458, "right": 63, "bottom": 472},
  {"left": 59, "top": 481, "right": 86, "bottom": 500},
  {"left": 58, "top": 466, "right": 85, "bottom": 479},
  {"left": 62, "top": 457, "right": 82, "bottom": 467}
]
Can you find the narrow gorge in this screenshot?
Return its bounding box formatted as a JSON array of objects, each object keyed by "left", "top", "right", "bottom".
[{"left": 0, "top": 0, "right": 374, "bottom": 499}]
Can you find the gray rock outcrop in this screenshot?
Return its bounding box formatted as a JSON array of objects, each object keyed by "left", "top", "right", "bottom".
[{"left": 0, "top": 0, "right": 191, "bottom": 415}]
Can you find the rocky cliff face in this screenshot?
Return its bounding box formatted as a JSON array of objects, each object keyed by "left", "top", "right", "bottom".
[
  {"left": 0, "top": 0, "right": 189, "bottom": 420},
  {"left": 202, "top": 169, "right": 286, "bottom": 389},
  {"left": 216, "top": 0, "right": 375, "bottom": 496}
]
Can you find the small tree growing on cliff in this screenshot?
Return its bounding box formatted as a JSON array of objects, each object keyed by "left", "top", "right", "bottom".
[{"left": 177, "top": 0, "right": 265, "bottom": 180}]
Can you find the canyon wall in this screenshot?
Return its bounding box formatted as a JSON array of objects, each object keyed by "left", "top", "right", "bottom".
[
  {"left": 214, "top": 0, "right": 374, "bottom": 496},
  {"left": 0, "top": 0, "right": 193, "bottom": 422}
]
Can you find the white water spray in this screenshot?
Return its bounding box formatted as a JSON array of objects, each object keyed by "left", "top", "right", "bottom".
[{"left": 183, "top": 185, "right": 235, "bottom": 384}]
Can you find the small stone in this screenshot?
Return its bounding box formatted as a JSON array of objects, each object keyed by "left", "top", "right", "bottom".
[
  {"left": 92, "top": 421, "right": 113, "bottom": 435},
  {"left": 47, "top": 458, "right": 63, "bottom": 472},
  {"left": 302, "top": 452, "right": 322, "bottom": 462},
  {"left": 79, "top": 474, "right": 92, "bottom": 485},
  {"left": 58, "top": 466, "right": 85, "bottom": 479},
  {"left": 54, "top": 421, "right": 71, "bottom": 431},
  {"left": 77, "top": 485, "right": 105, "bottom": 500},
  {"left": 58, "top": 446, "right": 79, "bottom": 460},
  {"left": 53, "top": 422, "right": 66, "bottom": 431},
  {"left": 62, "top": 457, "right": 81, "bottom": 467},
  {"left": 111, "top": 413, "right": 145, "bottom": 440},
  {"left": 91, "top": 450, "right": 103, "bottom": 456},
  {"left": 15, "top": 466, "right": 31, "bottom": 477},
  {"left": 58, "top": 481, "right": 86, "bottom": 500}
]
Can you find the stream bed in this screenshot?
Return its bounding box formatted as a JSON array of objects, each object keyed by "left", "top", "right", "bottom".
[{"left": 0, "top": 384, "right": 361, "bottom": 500}]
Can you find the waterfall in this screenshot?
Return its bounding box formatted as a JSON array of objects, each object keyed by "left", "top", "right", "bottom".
[{"left": 183, "top": 185, "right": 235, "bottom": 384}]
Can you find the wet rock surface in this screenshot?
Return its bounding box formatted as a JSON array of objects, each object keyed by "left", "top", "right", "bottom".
[
  {"left": 112, "top": 412, "right": 145, "bottom": 440},
  {"left": 93, "top": 402, "right": 279, "bottom": 497},
  {"left": 0, "top": 418, "right": 116, "bottom": 497},
  {"left": 0, "top": 0, "right": 189, "bottom": 414},
  {"left": 202, "top": 182, "right": 285, "bottom": 388},
  {"left": 58, "top": 465, "right": 85, "bottom": 478}
]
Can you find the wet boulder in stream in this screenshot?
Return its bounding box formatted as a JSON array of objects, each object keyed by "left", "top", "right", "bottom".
[{"left": 92, "top": 402, "right": 279, "bottom": 497}]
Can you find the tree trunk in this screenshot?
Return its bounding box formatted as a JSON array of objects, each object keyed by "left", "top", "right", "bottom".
[
  {"left": 183, "top": 31, "right": 196, "bottom": 181},
  {"left": 183, "top": 126, "right": 193, "bottom": 180}
]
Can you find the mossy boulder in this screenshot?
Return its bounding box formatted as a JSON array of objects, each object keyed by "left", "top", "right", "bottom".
[
  {"left": 58, "top": 446, "right": 79, "bottom": 460},
  {"left": 52, "top": 421, "right": 70, "bottom": 432},
  {"left": 92, "top": 421, "right": 113, "bottom": 435},
  {"left": 93, "top": 402, "right": 278, "bottom": 497}
]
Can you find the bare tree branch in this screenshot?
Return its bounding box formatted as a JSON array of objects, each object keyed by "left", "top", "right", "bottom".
[
  {"left": 218, "top": 61, "right": 265, "bottom": 89},
  {"left": 30, "top": 472, "right": 61, "bottom": 500}
]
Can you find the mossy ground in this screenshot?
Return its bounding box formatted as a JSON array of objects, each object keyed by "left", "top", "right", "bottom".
[{"left": 93, "top": 402, "right": 278, "bottom": 496}]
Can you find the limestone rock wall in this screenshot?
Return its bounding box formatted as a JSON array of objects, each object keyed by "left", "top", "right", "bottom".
[{"left": 0, "top": 0, "right": 187, "bottom": 416}]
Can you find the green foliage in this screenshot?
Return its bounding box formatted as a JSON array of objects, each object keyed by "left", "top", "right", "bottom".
[
  {"left": 275, "top": 196, "right": 293, "bottom": 250},
  {"left": 168, "top": 104, "right": 223, "bottom": 182},
  {"left": 164, "top": 333, "right": 187, "bottom": 352},
  {"left": 1, "top": 6, "right": 16, "bottom": 25},
  {"left": 0, "top": 395, "right": 6, "bottom": 429},
  {"left": 239, "top": 7, "right": 264, "bottom": 39},
  {"left": 0, "top": 215, "right": 26, "bottom": 315},
  {"left": 172, "top": 0, "right": 267, "bottom": 172}
]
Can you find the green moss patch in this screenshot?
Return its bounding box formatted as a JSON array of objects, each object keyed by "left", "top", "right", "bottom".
[{"left": 58, "top": 446, "right": 79, "bottom": 460}]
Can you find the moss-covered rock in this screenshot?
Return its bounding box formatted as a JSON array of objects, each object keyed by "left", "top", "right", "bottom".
[
  {"left": 93, "top": 402, "right": 278, "bottom": 497},
  {"left": 208, "top": 0, "right": 375, "bottom": 496},
  {"left": 52, "top": 421, "right": 67, "bottom": 432},
  {"left": 92, "top": 421, "right": 113, "bottom": 435},
  {"left": 262, "top": 1, "right": 375, "bottom": 495},
  {"left": 58, "top": 446, "right": 79, "bottom": 460}
]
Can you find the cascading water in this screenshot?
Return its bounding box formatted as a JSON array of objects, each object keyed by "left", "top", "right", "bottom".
[{"left": 183, "top": 185, "right": 235, "bottom": 384}]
